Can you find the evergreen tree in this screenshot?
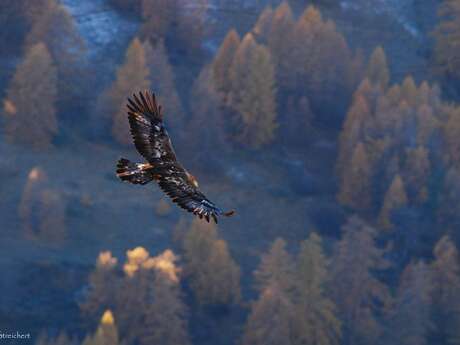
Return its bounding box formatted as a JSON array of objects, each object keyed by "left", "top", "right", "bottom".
[
  {"left": 338, "top": 142, "right": 373, "bottom": 210},
  {"left": 143, "top": 40, "right": 185, "bottom": 135},
  {"left": 109, "top": 37, "right": 150, "bottom": 145},
  {"left": 82, "top": 310, "right": 120, "bottom": 345},
  {"left": 80, "top": 251, "right": 118, "bottom": 323},
  {"left": 401, "top": 76, "right": 418, "bottom": 106},
  {"left": 433, "top": 0, "right": 460, "bottom": 78},
  {"left": 403, "top": 146, "right": 431, "bottom": 203},
  {"left": 292, "top": 233, "right": 341, "bottom": 345},
  {"left": 3, "top": 43, "right": 57, "bottom": 149},
  {"left": 212, "top": 29, "right": 241, "bottom": 96},
  {"left": 385, "top": 261, "right": 433, "bottom": 345},
  {"left": 252, "top": 6, "right": 274, "bottom": 43},
  {"left": 267, "top": 2, "right": 295, "bottom": 90},
  {"left": 431, "top": 236, "right": 460, "bottom": 345},
  {"left": 379, "top": 174, "right": 408, "bottom": 230},
  {"left": 187, "top": 66, "right": 226, "bottom": 163},
  {"left": 254, "top": 238, "right": 294, "bottom": 293},
  {"left": 24, "top": 1, "right": 84, "bottom": 101},
  {"left": 182, "top": 219, "right": 241, "bottom": 305},
  {"left": 366, "top": 46, "right": 390, "bottom": 89},
  {"left": 229, "top": 34, "right": 277, "bottom": 148},
  {"left": 242, "top": 286, "right": 294, "bottom": 345},
  {"left": 140, "top": 271, "right": 191, "bottom": 345},
  {"left": 330, "top": 216, "right": 390, "bottom": 345}
]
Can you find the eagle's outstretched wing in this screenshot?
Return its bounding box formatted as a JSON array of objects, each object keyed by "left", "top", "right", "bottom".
[
  {"left": 126, "top": 91, "right": 234, "bottom": 223},
  {"left": 126, "top": 92, "right": 176, "bottom": 165}
]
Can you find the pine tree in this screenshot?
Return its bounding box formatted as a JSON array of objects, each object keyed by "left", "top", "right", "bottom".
[
  {"left": 3, "top": 43, "right": 57, "bottom": 149},
  {"left": 140, "top": 271, "right": 191, "bottom": 345},
  {"left": 338, "top": 142, "right": 373, "bottom": 210},
  {"left": 292, "top": 233, "right": 341, "bottom": 345},
  {"left": 182, "top": 219, "right": 241, "bottom": 305},
  {"left": 24, "top": 1, "right": 84, "bottom": 101},
  {"left": 254, "top": 238, "right": 294, "bottom": 293},
  {"left": 431, "top": 236, "right": 460, "bottom": 345},
  {"left": 385, "top": 261, "right": 433, "bottom": 345},
  {"left": 366, "top": 46, "right": 390, "bottom": 89},
  {"left": 229, "top": 34, "right": 277, "bottom": 148},
  {"left": 379, "top": 174, "right": 408, "bottom": 230},
  {"left": 433, "top": 0, "right": 460, "bottom": 78},
  {"left": 329, "top": 216, "right": 390, "bottom": 345},
  {"left": 110, "top": 37, "right": 150, "bottom": 145},
  {"left": 143, "top": 40, "right": 185, "bottom": 134},
  {"left": 242, "top": 286, "right": 294, "bottom": 345},
  {"left": 212, "top": 29, "right": 241, "bottom": 96},
  {"left": 444, "top": 107, "right": 460, "bottom": 165}
]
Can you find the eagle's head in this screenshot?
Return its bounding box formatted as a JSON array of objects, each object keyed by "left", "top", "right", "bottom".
[{"left": 186, "top": 171, "right": 199, "bottom": 188}]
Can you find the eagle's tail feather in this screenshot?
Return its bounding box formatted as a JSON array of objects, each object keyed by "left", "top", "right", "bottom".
[{"left": 116, "top": 158, "right": 153, "bottom": 185}]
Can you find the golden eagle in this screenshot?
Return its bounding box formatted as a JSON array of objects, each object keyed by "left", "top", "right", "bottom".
[{"left": 116, "top": 91, "right": 235, "bottom": 223}]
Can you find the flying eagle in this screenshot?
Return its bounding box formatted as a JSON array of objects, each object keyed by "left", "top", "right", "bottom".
[{"left": 115, "top": 91, "right": 235, "bottom": 223}]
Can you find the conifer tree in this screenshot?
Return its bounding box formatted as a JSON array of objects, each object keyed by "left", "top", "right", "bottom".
[
  {"left": 110, "top": 38, "right": 150, "bottom": 145},
  {"left": 187, "top": 66, "right": 226, "bottom": 161},
  {"left": 242, "top": 286, "right": 294, "bottom": 345},
  {"left": 24, "top": 1, "right": 84, "bottom": 101},
  {"left": 433, "top": 0, "right": 460, "bottom": 78},
  {"left": 82, "top": 310, "right": 120, "bottom": 345},
  {"left": 292, "top": 233, "right": 341, "bottom": 345},
  {"left": 143, "top": 40, "right": 184, "bottom": 134},
  {"left": 431, "top": 236, "right": 460, "bottom": 345},
  {"left": 401, "top": 76, "right": 418, "bottom": 106},
  {"left": 254, "top": 238, "right": 294, "bottom": 293},
  {"left": 329, "top": 216, "right": 390, "bottom": 345},
  {"left": 267, "top": 2, "right": 295, "bottom": 90},
  {"left": 80, "top": 251, "right": 118, "bottom": 322},
  {"left": 379, "top": 174, "right": 408, "bottom": 230},
  {"left": 338, "top": 142, "right": 373, "bottom": 210},
  {"left": 385, "top": 261, "right": 433, "bottom": 345},
  {"left": 252, "top": 6, "right": 274, "bottom": 43},
  {"left": 183, "top": 219, "right": 241, "bottom": 305},
  {"left": 403, "top": 146, "right": 431, "bottom": 203},
  {"left": 229, "top": 34, "right": 277, "bottom": 148},
  {"left": 140, "top": 271, "right": 191, "bottom": 345},
  {"left": 212, "top": 29, "right": 241, "bottom": 96},
  {"left": 366, "top": 46, "right": 390, "bottom": 89},
  {"left": 3, "top": 43, "right": 57, "bottom": 149}
]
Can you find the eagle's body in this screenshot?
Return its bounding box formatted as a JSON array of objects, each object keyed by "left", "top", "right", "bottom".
[{"left": 116, "top": 91, "right": 234, "bottom": 223}]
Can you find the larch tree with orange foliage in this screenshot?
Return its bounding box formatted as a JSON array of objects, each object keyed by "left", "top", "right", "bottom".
[
  {"left": 110, "top": 38, "right": 150, "bottom": 145},
  {"left": 430, "top": 236, "right": 460, "bottom": 345},
  {"left": 229, "top": 33, "right": 277, "bottom": 148},
  {"left": 82, "top": 310, "right": 120, "bottom": 345},
  {"left": 182, "top": 219, "right": 241, "bottom": 305},
  {"left": 366, "top": 46, "right": 390, "bottom": 89},
  {"left": 3, "top": 43, "right": 57, "bottom": 149},
  {"left": 24, "top": 0, "right": 84, "bottom": 102},
  {"left": 338, "top": 142, "right": 373, "bottom": 211},
  {"left": 329, "top": 216, "right": 390, "bottom": 345},
  {"left": 378, "top": 174, "right": 408, "bottom": 230},
  {"left": 292, "top": 233, "right": 341, "bottom": 345},
  {"left": 212, "top": 29, "right": 241, "bottom": 97}
]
